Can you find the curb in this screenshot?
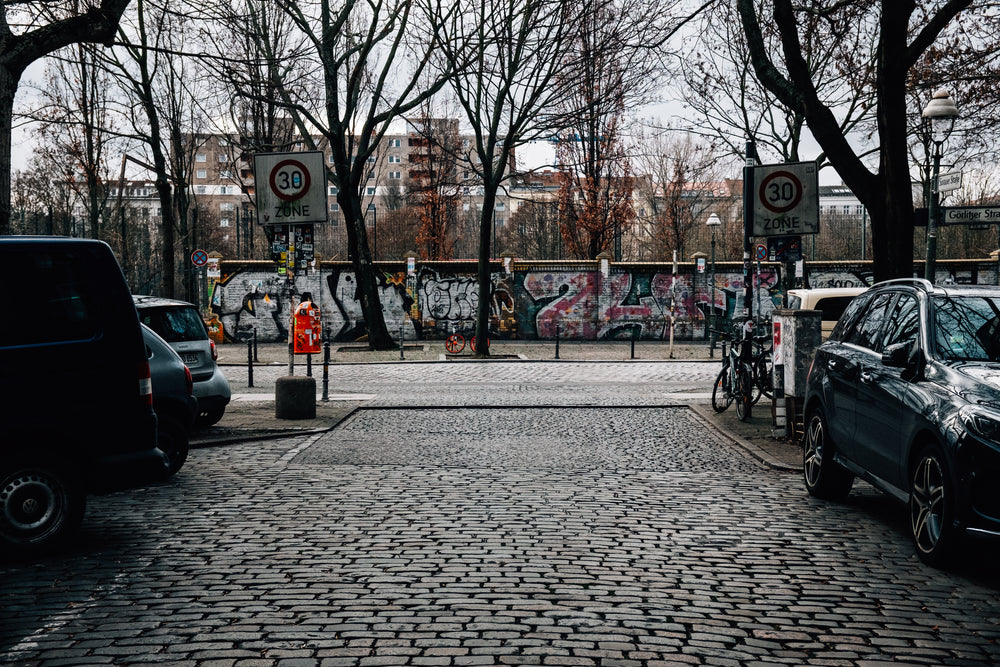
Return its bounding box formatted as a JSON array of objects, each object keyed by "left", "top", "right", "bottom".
[{"left": 688, "top": 403, "right": 800, "bottom": 472}]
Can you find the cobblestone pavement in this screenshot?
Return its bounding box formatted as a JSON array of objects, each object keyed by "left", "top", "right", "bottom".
[{"left": 2, "top": 357, "right": 1000, "bottom": 666}]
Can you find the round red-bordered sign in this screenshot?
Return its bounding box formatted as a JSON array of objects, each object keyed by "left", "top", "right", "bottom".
[
  {"left": 191, "top": 249, "right": 208, "bottom": 266},
  {"left": 758, "top": 170, "right": 802, "bottom": 214},
  {"left": 269, "top": 159, "right": 311, "bottom": 202}
]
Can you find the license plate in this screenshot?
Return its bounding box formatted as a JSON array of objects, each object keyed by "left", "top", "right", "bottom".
[{"left": 182, "top": 353, "right": 199, "bottom": 364}]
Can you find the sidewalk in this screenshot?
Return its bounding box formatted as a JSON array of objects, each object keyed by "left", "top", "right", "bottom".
[{"left": 196, "top": 340, "right": 803, "bottom": 472}]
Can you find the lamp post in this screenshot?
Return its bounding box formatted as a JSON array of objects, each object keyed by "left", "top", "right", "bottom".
[
  {"left": 367, "top": 203, "right": 377, "bottom": 261},
  {"left": 922, "top": 89, "right": 959, "bottom": 283},
  {"left": 706, "top": 213, "right": 722, "bottom": 357}
]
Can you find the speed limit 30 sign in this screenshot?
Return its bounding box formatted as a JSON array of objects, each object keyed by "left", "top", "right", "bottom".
[
  {"left": 253, "top": 151, "right": 328, "bottom": 225},
  {"left": 752, "top": 161, "right": 819, "bottom": 237}
]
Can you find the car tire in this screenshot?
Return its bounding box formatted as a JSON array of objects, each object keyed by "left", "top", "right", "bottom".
[
  {"left": 909, "top": 444, "right": 958, "bottom": 567},
  {"left": 712, "top": 366, "right": 733, "bottom": 413},
  {"left": 0, "top": 463, "right": 85, "bottom": 554},
  {"left": 158, "top": 416, "right": 190, "bottom": 476},
  {"left": 196, "top": 406, "right": 226, "bottom": 428},
  {"left": 802, "top": 406, "right": 854, "bottom": 500}
]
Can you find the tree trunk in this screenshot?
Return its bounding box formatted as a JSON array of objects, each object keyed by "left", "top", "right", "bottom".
[
  {"left": 343, "top": 197, "right": 394, "bottom": 350},
  {"left": 474, "top": 187, "right": 497, "bottom": 358},
  {"left": 0, "top": 66, "right": 16, "bottom": 236}
]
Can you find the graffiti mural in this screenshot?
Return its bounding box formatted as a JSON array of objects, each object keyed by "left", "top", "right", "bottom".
[{"left": 210, "top": 271, "right": 290, "bottom": 343}]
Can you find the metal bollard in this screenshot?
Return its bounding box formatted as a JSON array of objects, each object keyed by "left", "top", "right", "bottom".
[
  {"left": 306, "top": 352, "right": 312, "bottom": 377},
  {"left": 555, "top": 323, "right": 560, "bottom": 360},
  {"left": 253, "top": 328, "right": 259, "bottom": 362},
  {"left": 247, "top": 338, "right": 254, "bottom": 388},
  {"left": 630, "top": 326, "right": 636, "bottom": 359},
  {"left": 399, "top": 318, "right": 405, "bottom": 360},
  {"left": 322, "top": 340, "right": 330, "bottom": 402}
]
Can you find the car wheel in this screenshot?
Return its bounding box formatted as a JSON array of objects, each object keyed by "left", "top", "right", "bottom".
[
  {"left": 0, "top": 464, "right": 85, "bottom": 554},
  {"left": 909, "top": 444, "right": 957, "bottom": 567},
  {"left": 158, "top": 417, "right": 190, "bottom": 476},
  {"left": 196, "top": 406, "right": 226, "bottom": 428},
  {"left": 802, "top": 406, "right": 854, "bottom": 500},
  {"left": 711, "top": 366, "right": 733, "bottom": 413}
]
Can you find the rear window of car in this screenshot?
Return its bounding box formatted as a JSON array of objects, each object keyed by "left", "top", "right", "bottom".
[
  {"left": 0, "top": 249, "right": 99, "bottom": 347},
  {"left": 140, "top": 307, "right": 208, "bottom": 343}
]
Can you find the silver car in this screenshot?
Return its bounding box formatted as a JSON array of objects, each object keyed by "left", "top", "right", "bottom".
[
  {"left": 134, "top": 296, "right": 231, "bottom": 427},
  {"left": 142, "top": 324, "right": 196, "bottom": 475}
]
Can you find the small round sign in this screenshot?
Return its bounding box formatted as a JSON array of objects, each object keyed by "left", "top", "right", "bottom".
[
  {"left": 754, "top": 243, "right": 768, "bottom": 261},
  {"left": 269, "top": 159, "right": 312, "bottom": 202},
  {"left": 191, "top": 249, "right": 208, "bottom": 267},
  {"left": 758, "top": 170, "right": 803, "bottom": 214}
]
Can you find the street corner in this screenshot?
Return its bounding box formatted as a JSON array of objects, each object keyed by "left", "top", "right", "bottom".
[
  {"left": 689, "top": 402, "right": 802, "bottom": 472},
  {"left": 190, "top": 398, "right": 364, "bottom": 446}
]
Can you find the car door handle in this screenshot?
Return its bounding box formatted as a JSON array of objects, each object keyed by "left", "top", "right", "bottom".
[
  {"left": 860, "top": 370, "right": 873, "bottom": 384},
  {"left": 827, "top": 359, "right": 839, "bottom": 370}
]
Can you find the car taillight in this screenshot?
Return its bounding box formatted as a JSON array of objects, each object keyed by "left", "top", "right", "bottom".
[
  {"left": 210, "top": 339, "right": 218, "bottom": 362},
  {"left": 138, "top": 361, "right": 153, "bottom": 407},
  {"left": 184, "top": 365, "right": 194, "bottom": 395}
]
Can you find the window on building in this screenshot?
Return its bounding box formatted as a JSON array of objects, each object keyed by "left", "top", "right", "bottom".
[
  {"left": 330, "top": 202, "right": 340, "bottom": 211},
  {"left": 389, "top": 139, "right": 401, "bottom": 148},
  {"left": 366, "top": 187, "right": 376, "bottom": 195},
  {"left": 196, "top": 169, "right": 207, "bottom": 179},
  {"left": 495, "top": 202, "right": 505, "bottom": 211},
  {"left": 219, "top": 154, "right": 229, "bottom": 162},
  {"left": 329, "top": 186, "right": 338, "bottom": 195},
  {"left": 220, "top": 186, "right": 229, "bottom": 195},
  {"left": 856, "top": 205, "right": 864, "bottom": 215},
  {"left": 196, "top": 186, "right": 206, "bottom": 194},
  {"left": 220, "top": 170, "right": 233, "bottom": 179},
  {"left": 843, "top": 205, "right": 850, "bottom": 215},
  {"left": 221, "top": 202, "right": 235, "bottom": 212},
  {"left": 328, "top": 154, "right": 335, "bottom": 163},
  {"left": 388, "top": 155, "right": 401, "bottom": 163},
  {"left": 368, "top": 170, "right": 375, "bottom": 180},
  {"left": 196, "top": 154, "right": 207, "bottom": 162},
  {"left": 221, "top": 218, "right": 230, "bottom": 227},
  {"left": 367, "top": 156, "right": 376, "bottom": 163},
  {"left": 463, "top": 171, "right": 470, "bottom": 180},
  {"left": 389, "top": 171, "right": 401, "bottom": 179}
]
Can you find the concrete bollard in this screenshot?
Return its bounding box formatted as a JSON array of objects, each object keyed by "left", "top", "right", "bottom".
[{"left": 275, "top": 375, "right": 316, "bottom": 420}]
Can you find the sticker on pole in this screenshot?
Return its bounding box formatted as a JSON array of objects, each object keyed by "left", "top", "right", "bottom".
[
  {"left": 752, "top": 161, "right": 819, "bottom": 237},
  {"left": 253, "top": 151, "right": 328, "bottom": 226}
]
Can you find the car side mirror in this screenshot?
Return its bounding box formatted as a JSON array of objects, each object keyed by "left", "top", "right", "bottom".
[{"left": 882, "top": 342, "right": 910, "bottom": 368}]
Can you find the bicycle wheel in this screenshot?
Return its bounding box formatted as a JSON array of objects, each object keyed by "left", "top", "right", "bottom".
[
  {"left": 469, "top": 336, "right": 490, "bottom": 352},
  {"left": 735, "top": 364, "right": 752, "bottom": 421},
  {"left": 445, "top": 334, "right": 465, "bottom": 354},
  {"left": 755, "top": 353, "right": 774, "bottom": 400},
  {"left": 712, "top": 366, "right": 733, "bottom": 413}
]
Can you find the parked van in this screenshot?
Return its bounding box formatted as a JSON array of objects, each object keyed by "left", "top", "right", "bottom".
[
  {"left": 787, "top": 287, "right": 868, "bottom": 339},
  {"left": 0, "top": 237, "right": 168, "bottom": 554}
]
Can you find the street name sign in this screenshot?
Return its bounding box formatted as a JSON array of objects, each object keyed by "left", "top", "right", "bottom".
[
  {"left": 936, "top": 171, "right": 962, "bottom": 194},
  {"left": 752, "top": 161, "right": 820, "bottom": 237},
  {"left": 253, "top": 151, "right": 328, "bottom": 225},
  {"left": 939, "top": 206, "right": 1000, "bottom": 226}
]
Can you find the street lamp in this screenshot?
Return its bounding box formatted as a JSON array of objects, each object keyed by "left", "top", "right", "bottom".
[
  {"left": 707, "top": 212, "right": 722, "bottom": 357},
  {"left": 922, "top": 89, "right": 959, "bottom": 283},
  {"left": 367, "top": 203, "right": 377, "bottom": 260}
]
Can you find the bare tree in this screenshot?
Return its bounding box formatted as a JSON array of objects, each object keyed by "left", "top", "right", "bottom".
[
  {"left": 0, "top": 1, "right": 131, "bottom": 234},
  {"left": 736, "top": 0, "right": 976, "bottom": 281}
]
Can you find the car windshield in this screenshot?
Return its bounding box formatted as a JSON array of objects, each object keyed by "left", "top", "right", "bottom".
[{"left": 933, "top": 294, "right": 1000, "bottom": 362}]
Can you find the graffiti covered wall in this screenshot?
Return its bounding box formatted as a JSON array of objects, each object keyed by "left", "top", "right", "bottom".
[{"left": 209, "top": 258, "right": 998, "bottom": 343}]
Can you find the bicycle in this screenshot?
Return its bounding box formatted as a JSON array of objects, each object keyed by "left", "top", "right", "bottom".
[
  {"left": 444, "top": 330, "right": 490, "bottom": 354},
  {"left": 709, "top": 327, "right": 756, "bottom": 421}
]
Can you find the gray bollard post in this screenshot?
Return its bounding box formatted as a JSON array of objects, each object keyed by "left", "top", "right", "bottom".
[
  {"left": 247, "top": 338, "right": 254, "bottom": 388},
  {"left": 555, "top": 322, "right": 560, "bottom": 360},
  {"left": 630, "top": 326, "right": 636, "bottom": 359},
  {"left": 306, "top": 352, "right": 312, "bottom": 377},
  {"left": 322, "top": 340, "right": 330, "bottom": 402},
  {"left": 253, "top": 327, "right": 259, "bottom": 362}
]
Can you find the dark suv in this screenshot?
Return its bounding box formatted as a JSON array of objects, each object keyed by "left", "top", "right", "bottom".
[
  {"left": 0, "top": 237, "right": 168, "bottom": 554},
  {"left": 803, "top": 278, "right": 1000, "bottom": 566}
]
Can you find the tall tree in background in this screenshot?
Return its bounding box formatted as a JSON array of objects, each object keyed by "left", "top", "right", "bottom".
[
  {"left": 30, "top": 43, "right": 117, "bottom": 241},
  {"left": 631, "top": 131, "right": 722, "bottom": 261},
  {"left": 0, "top": 0, "right": 131, "bottom": 235},
  {"left": 553, "top": 0, "right": 666, "bottom": 261},
  {"left": 409, "top": 114, "right": 462, "bottom": 260},
  {"left": 432, "top": 0, "right": 583, "bottom": 354},
  {"left": 241, "top": 0, "right": 454, "bottom": 350},
  {"left": 737, "top": 0, "right": 974, "bottom": 281}
]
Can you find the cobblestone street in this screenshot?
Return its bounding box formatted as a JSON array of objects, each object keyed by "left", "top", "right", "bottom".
[{"left": 2, "top": 361, "right": 999, "bottom": 666}]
